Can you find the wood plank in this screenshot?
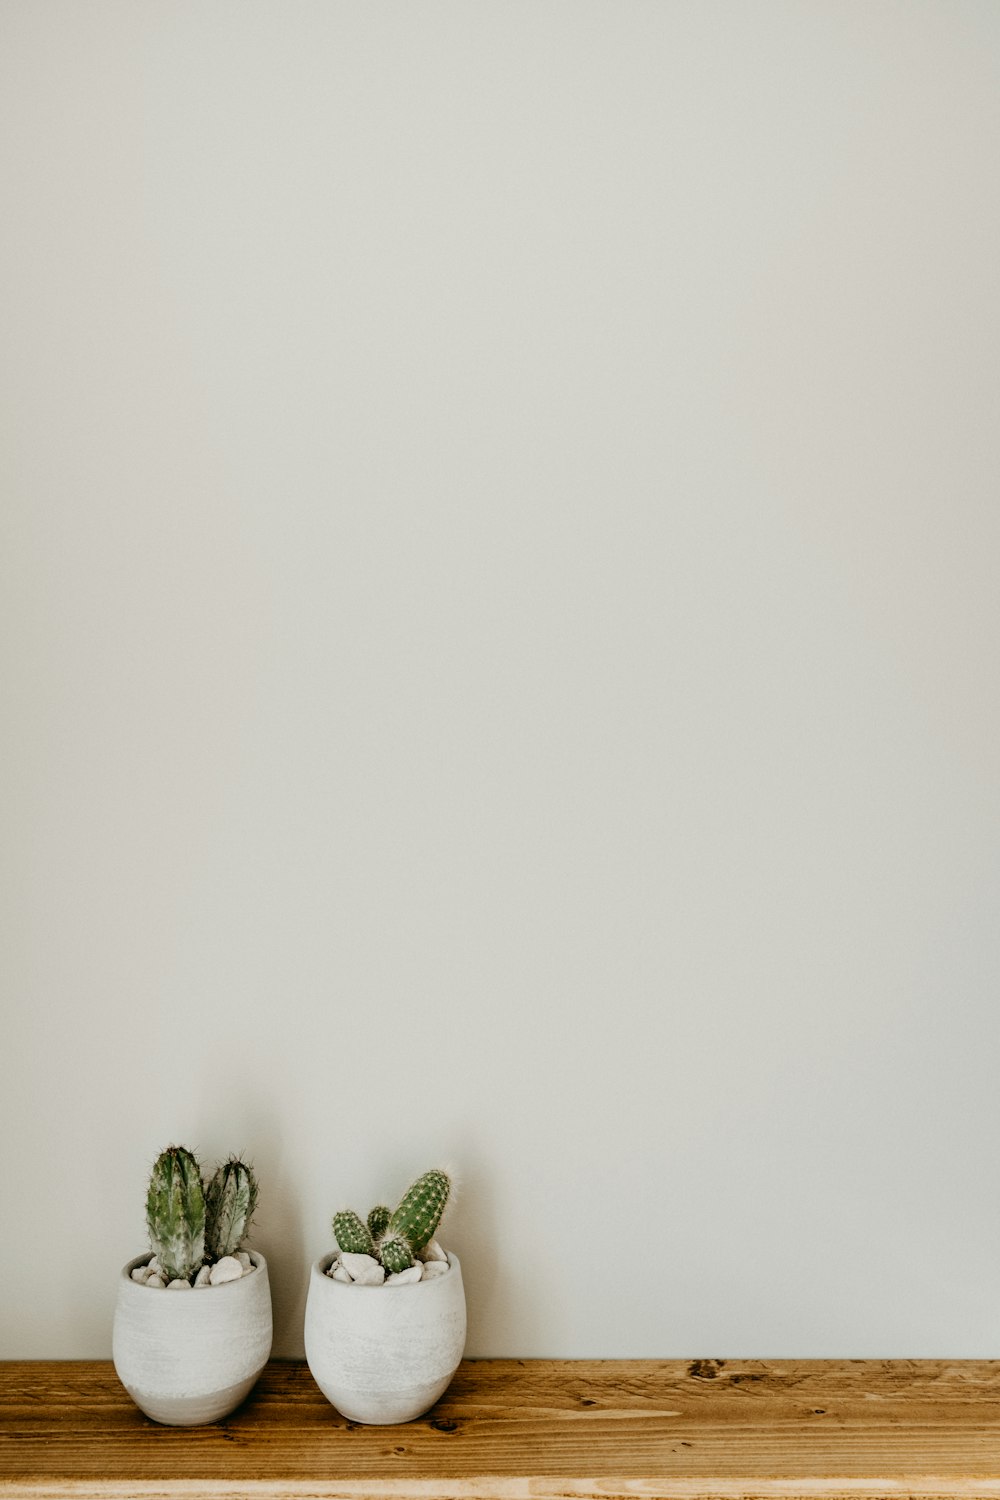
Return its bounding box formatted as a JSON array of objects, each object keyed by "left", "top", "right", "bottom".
[{"left": 3, "top": 1359, "right": 1000, "bottom": 1499}]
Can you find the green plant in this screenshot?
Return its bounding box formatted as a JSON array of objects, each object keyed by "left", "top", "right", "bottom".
[
  {"left": 205, "top": 1155, "right": 260, "bottom": 1261},
  {"left": 145, "top": 1145, "right": 259, "bottom": 1283},
  {"left": 146, "top": 1145, "right": 206, "bottom": 1283},
  {"left": 333, "top": 1169, "right": 451, "bottom": 1272}
]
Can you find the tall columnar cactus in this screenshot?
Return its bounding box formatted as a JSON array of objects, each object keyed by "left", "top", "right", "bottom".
[
  {"left": 146, "top": 1145, "right": 206, "bottom": 1283},
  {"left": 333, "top": 1169, "right": 452, "bottom": 1273},
  {"left": 205, "top": 1156, "right": 259, "bottom": 1262},
  {"left": 388, "top": 1169, "right": 451, "bottom": 1253}
]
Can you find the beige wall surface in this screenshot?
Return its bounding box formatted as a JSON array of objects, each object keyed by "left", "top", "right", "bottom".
[{"left": 2, "top": 1, "right": 999, "bottom": 1360}]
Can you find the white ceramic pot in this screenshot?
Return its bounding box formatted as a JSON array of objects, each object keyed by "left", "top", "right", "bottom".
[
  {"left": 112, "top": 1251, "right": 273, "bottom": 1425},
  {"left": 304, "top": 1251, "right": 467, "bottom": 1424}
]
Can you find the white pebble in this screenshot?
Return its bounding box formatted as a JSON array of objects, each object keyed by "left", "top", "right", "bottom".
[
  {"left": 131, "top": 1266, "right": 150, "bottom": 1285},
  {"left": 148, "top": 1257, "right": 163, "bottom": 1276},
  {"left": 341, "top": 1252, "right": 385, "bottom": 1285},
  {"left": 145, "top": 1273, "right": 166, "bottom": 1289},
  {"left": 421, "top": 1259, "right": 449, "bottom": 1279},
  {"left": 386, "top": 1265, "right": 423, "bottom": 1285},
  {"left": 236, "top": 1251, "right": 252, "bottom": 1272},
  {"left": 209, "top": 1255, "right": 244, "bottom": 1285},
  {"left": 193, "top": 1265, "right": 212, "bottom": 1288},
  {"left": 329, "top": 1264, "right": 352, "bottom": 1283},
  {"left": 421, "top": 1239, "right": 447, "bottom": 1263},
  {"left": 167, "top": 1278, "right": 192, "bottom": 1290}
]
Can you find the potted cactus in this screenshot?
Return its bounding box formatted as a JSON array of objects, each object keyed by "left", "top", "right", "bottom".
[
  {"left": 304, "top": 1167, "right": 466, "bottom": 1424},
  {"left": 112, "top": 1145, "right": 273, "bottom": 1425}
]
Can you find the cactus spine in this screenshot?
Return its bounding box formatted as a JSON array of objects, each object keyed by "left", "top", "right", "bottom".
[
  {"left": 333, "top": 1169, "right": 451, "bottom": 1273},
  {"left": 146, "top": 1145, "right": 206, "bottom": 1283},
  {"left": 205, "top": 1156, "right": 258, "bottom": 1261}
]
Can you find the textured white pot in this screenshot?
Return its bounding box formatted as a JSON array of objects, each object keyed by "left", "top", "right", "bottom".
[
  {"left": 304, "top": 1251, "right": 467, "bottom": 1424},
  {"left": 112, "top": 1251, "right": 273, "bottom": 1425}
]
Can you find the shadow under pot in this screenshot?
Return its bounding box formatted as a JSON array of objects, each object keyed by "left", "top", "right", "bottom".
[
  {"left": 304, "top": 1251, "right": 467, "bottom": 1424},
  {"left": 112, "top": 1251, "right": 273, "bottom": 1425}
]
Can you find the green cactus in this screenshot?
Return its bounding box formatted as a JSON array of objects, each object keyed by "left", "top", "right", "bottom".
[
  {"left": 332, "top": 1169, "right": 452, "bottom": 1276},
  {"left": 378, "top": 1233, "right": 415, "bottom": 1274},
  {"left": 333, "top": 1209, "right": 373, "bottom": 1257},
  {"left": 367, "top": 1204, "right": 391, "bottom": 1240},
  {"left": 146, "top": 1145, "right": 205, "bottom": 1282},
  {"left": 388, "top": 1169, "right": 450, "bottom": 1252},
  {"left": 205, "top": 1156, "right": 258, "bottom": 1261}
]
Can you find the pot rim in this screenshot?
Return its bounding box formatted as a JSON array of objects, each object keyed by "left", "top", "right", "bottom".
[
  {"left": 120, "top": 1248, "right": 267, "bottom": 1291},
  {"left": 312, "top": 1248, "right": 459, "bottom": 1289}
]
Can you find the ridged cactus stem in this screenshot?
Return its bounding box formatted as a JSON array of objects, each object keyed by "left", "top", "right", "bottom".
[
  {"left": 378, "top": 1233, "right": 415, "bottom": 1274},
  {"left": 205, "top": 1156, "right": 259, "bottom": 1261},
  {"left": 388, "top": 1169, "right": 450, "bottom": 1253},
  {"left": 146, "top": 1145, "right": 206, "bottom": 1283},
  {"left": 333, "top": 1210, "right": 373, "bottom": 1257},
  {"left": 367, "top": 1205, "right": 391, "bottom": 1240}
]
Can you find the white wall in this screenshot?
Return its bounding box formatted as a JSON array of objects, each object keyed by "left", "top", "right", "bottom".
[{"left": 2, "top": 1, "right": 999, "bottom": 1361}]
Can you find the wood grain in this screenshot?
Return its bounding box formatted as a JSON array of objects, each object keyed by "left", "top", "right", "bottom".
[{"left": 3, "top": 1359, "right": 1000, "bottom": 1499}]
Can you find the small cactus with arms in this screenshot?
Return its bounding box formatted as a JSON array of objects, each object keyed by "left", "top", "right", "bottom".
[
  {"left": 136, "top": 1145, "right": 260, "bottom": 1289},
  {"left": 330, "top": 1168, "right": 452, "bottom": 1284}
]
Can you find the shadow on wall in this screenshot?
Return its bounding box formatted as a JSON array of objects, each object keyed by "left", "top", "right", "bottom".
[
  {"left": 443, "top": 1136, "right": 548, "bottom": 1358},
  {"left": 192, "top": 1097, "right": 306, "bottom": 1358}
]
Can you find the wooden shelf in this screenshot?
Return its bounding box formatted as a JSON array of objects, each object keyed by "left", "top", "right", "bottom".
[{"left": 3, "top": 1358, "right": 1000, "bottom": 1498}]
